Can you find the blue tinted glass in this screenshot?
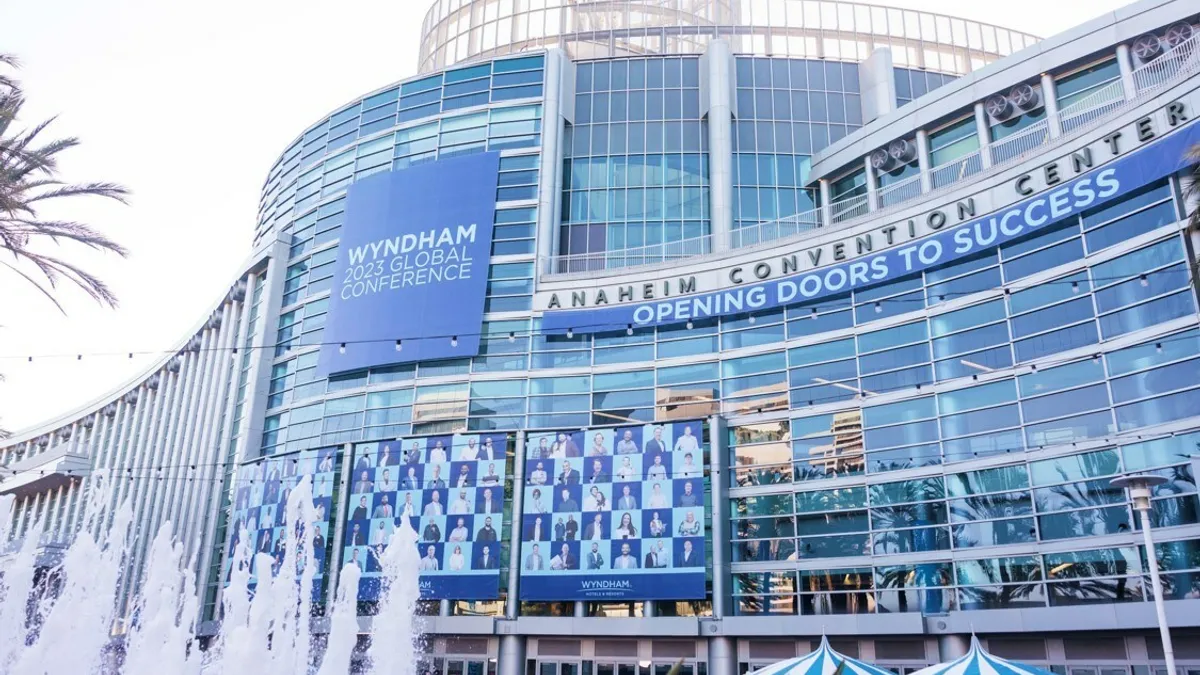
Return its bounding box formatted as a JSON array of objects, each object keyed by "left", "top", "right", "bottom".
[
  {"left": 1096, "top": 262, "right": 1188, "bottom": 313},
  {"left": 1014, "top": 323, "right": 1099, "bottom": 362},
  {"left": 593, "top": 369, "right": 653, "bottom": 390},
  {"left": 493, "top": 55, "right": 544, "bottom": 73},
  {"left": 492, "top": 84, "right": 543, "bottom": 101},
  {"left": 1018, "top": 358, "right": 1105, "bottom": 397},
  {"left": 855, "top": 274, "right": 921, "bottom": 302},
  {"left": 445, "top": 63, "right": 490, "bottom": 83},
  {"left": 1121, "top": 430, "right": 1200, "bottom": 470},
  {"left": 857, "top": 321, "right": 928, "bottom": 353},
  {"left": 934, "top": 345, "right": 1013, "bottom": 380},
  {"left": 941, "top": 429, "right": 1024, "bottom": 462},
  {"left": 863, "top": 397, "right": 938, "bottom": 427},
  {"left": 860, "top": 365, "right": 932, "bottom": 393},
  {"left": 788, "top": 309, "right": 853, "bottom": 337},
  {"left": 1081, "top": 180, "right": 1171, "bottom": 228},
  {"left": 1091, "top": 237, "right": 1184, "bottom": 286},
  {"left": 1025, "top": 410, "right": 1113, "bottom": 446},
  {"left": 658, "top": 361, "right": 719, "bottom": 385},
  {"left": 999, "top": 221, "right": 1081, "bottom": 259},
  {"left": 941, "top": 405, "right": 1021, "bottom": 438},
  {"left": 1010, "top": 296, "right": 1093, "bottom": 338},
  {"left": 1007, "top": 271, "right": 1089, "bottom": 314},
  {"left": 939, "top": 379, "right": 1016, "bottom": 413},
  {"left": 1088, "top": 193, "right": 1174, "bottom": 253},
  {"left": 1107, "top": 328, "right": 1200, "bottom": 376},
  {"left": 932, "top": 322, "right": 1011, "bottom": 359},
  {"left": 789, "top": 338, "right": 856, "bottom": 366},
  {"left": 1099, "top": 291, "right": 1195, "bottom": 338},
  {"left": 856, "top": 290, "right": 923, "bottom": 322},
  {"left": 925, "top": 250, "right": 999, "bottom": 284},
  {"left": 788, "top": 359, "right": 857, "bottom": 386},
  {"left": 1003, "top": 238, "right": 1084, "bottom": 282},
  {"left": 1021, "top": 383, "right": 1110, "bottom": 423},
  {"left": 865, "top": 420, "right": 939, "bottom": 450},
  {"left": 1116, "top": 388, "right": 1200, "bottom": 431},
  {"left": 927, "top": 266, "right": 1002, "bottom": 306},
  {"left": 1111, "top": 357, "right": 1200, "bottom": 404},
  {"left": 723, "top": 352, "right": 787, "bottom": 377},
  {"left": 859, "top": 343, "right": 930, "bottom": 375},
  {"left": 930, "top": 300, "right": 1006, "bottom": 338}
]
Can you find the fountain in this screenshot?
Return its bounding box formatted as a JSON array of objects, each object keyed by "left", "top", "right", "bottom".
[{"left": 0, "top": 473, "right": 423, "bottom": 674}]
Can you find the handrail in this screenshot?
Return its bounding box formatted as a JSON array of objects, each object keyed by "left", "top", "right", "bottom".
[{"left": 543, "top": 31, "right": 1200, "bottom": 277}]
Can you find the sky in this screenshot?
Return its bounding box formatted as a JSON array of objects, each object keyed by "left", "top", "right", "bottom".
[{"left": 0, "top": 0, "right": 1136, "bottom": 433}]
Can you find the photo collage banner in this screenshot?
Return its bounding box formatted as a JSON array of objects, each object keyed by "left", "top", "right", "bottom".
[
  {"left": 346, "top": 432, "right": 510, "bottom": 601},
  {"left": 225, "top": 446, "right": 339, "bottom": 597},
  {"left": 518, "top": 420, "right": 708, "bottom": 601}
]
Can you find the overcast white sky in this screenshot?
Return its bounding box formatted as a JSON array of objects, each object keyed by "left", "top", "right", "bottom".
[{"left": 0, "top": 0, "right": 1136, "bottom": 432}]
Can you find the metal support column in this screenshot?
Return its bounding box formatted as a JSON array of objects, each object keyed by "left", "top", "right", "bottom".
[
  {"left": 703, "top": 38, "right": 735, "bottom": 252},
  {"left": 1117, "top": 43, "right": 1138, "bottom": 101},
  {"left": 818, "top": 179, "right": 833, "bottom": 226},
  {"left": 499, "top": 635, "right": 527, "bottom": 675},
  {"left": 535, "top": 49, "right": 568, "bottom": 273},
  {"left": 916, "top": 128, "right": 932, "bottom": 193},
  {"left": 1041, "top": 73, "right": 1062, "bottom": 139},
  {"left": 708, "top": 414, "right": 730, "bottom": 619},
  {"left": 974, "top": 102, "right": 993, "bottom": 169},
  {"left": 506, "top": 431, "right": 527, "bottom": 619},
  {"left": 864, "top": 156, "right": 879, "bottom": 212},
  {"left": 708, "top": 636, "right": 736, "bottom": 675}
]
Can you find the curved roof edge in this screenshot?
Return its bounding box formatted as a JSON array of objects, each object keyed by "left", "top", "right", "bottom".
[
  {"left": 807, "top": 0, "right": 1187, "bottom": 181},
  {"left": 1, "top": 238, "right": 278, "bottom": 446},
  {"left": 417, "top": 0, "right": 1040, "bottom": 75}
]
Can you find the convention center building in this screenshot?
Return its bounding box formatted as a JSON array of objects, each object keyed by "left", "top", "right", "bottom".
[{"left": 4, "top": 0, "right": 1200, "bottom": 673}]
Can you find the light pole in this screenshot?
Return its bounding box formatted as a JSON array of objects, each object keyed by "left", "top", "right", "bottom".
[{"left": 1111, "top": 473, "right": 1175, "bottom": 674}]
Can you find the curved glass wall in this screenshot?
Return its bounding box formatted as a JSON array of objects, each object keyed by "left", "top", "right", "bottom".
[
  {"left": 417, "top": 0, "right": 1040, "bottom": 76},
  {"left": 560, "top": 56, "right": 710, "bottom": 261}
]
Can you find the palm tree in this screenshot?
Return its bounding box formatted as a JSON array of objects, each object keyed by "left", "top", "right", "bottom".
[
  {"left": 0, "top": 54, "right": 128, "bottom": 312},
  {"left": 1188, "top": 144, "right": 1200, "bottom": 231}
]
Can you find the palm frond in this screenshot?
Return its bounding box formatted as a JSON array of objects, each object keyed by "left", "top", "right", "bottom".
[
  {"left": 0, "top": 54, "right": 129, "bottom": 311},
  {"left": 1186, "top": 144, "right": 1200, "bottom": 232},
  {"left": 0, "top": 54, "right": 19, "bottom": 92}
]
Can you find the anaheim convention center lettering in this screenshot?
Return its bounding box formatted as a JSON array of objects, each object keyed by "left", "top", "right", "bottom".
[{"left": 541, "top": 115, "right": 1200, "bottom": 335}]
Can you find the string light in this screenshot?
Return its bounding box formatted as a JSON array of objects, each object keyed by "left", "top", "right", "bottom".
[
  {"left": 566, "top": 328, "right": 573, "bottom": 339},
  {"left": 394, "top": 339, "right": 403, "bottom": 352},
  {"left": 2, "top": 267, "right": 1192, "bottom": 364},
  {"left": 450, "top": 336, "right": 458, "bottom": 347}
]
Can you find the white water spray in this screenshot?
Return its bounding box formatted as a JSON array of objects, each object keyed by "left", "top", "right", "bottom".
[{"left": 0, "top": 473, "right": 423, "bottom": 674}]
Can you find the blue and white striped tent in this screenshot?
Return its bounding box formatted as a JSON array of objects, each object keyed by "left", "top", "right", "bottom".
[
  {"left": 751, "top": 636, "right": 896, "bottom": 675},
  {"left": 910, "top": 637, "right": 1057, "bottom": 675}
]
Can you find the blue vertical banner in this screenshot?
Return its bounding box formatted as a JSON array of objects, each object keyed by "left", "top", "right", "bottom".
[
  {"left": 224, "top": 447, "right": 339, "bottom": 600},
  {"left": 344, "top": 432, "right": 509, "bottom": 601},
  {"left": 518, "top": 421, "right": 708, "bottom": 601},
  {"left": 317, "top": 152, "right": 501, "bottom": 376}
]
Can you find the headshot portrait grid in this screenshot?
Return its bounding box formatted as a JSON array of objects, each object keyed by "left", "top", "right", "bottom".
[
  {"left": 519, "top": 421, "right": 708, "bottom": 594},
  {"left": 343, "top": 432, "right": 508, "bottom": 600},
  {"left": 226, "top": 446, "right": 337, "bottom": 589}
]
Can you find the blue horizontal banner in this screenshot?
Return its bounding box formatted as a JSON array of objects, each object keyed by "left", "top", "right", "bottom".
[
  {"left": 542, "top": 117, "right": 1200, "bottom": 335},
  {"left": 519, "top": 571, "right": 706, "bottom": 601}
]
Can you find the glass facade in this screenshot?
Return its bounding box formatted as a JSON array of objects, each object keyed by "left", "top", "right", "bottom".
[
  {"left": 5, "top": 2, "right": 1200, "bottom": 670},
  {"left": 561, "top": 57, "right": 709, "bottom": 260}
]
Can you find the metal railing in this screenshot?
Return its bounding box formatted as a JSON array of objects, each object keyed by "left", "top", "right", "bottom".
[{"left": 544, "top": 31, "right": 1200, "bottom": 276}]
